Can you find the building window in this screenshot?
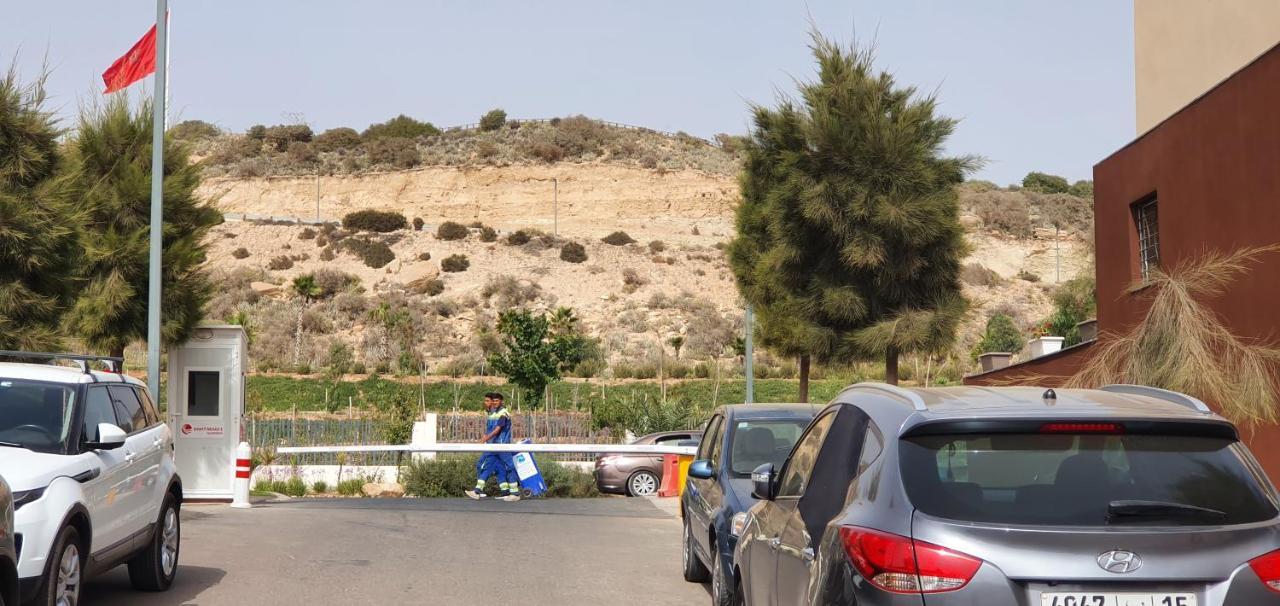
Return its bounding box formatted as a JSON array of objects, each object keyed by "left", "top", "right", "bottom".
[{"left": 1133, "top": 197, "right": 1160, "bottom": 282}]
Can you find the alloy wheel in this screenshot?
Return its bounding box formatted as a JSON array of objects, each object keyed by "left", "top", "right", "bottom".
[
  {"left": 161, "top": 506, "right": 180, "bottom": 576},
  {"left": 56, "top": 543, "right": 81, "bottom": 606},
  {"left": 630, "top": 472, "right": 658, "bottom": 496},
  {"left": 712, "top": 545, "right": 724, "bottom": 604}
]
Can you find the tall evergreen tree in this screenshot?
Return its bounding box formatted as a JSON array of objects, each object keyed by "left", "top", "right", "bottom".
[
  {"left": 729, "top": 34, "right": 974, "bottom": 385},
  {"left": 0, "top": 68, "right": 81, "bottom": 351},
  {"left": 64, "top": 95, "right": 221, "bottom": 357}
]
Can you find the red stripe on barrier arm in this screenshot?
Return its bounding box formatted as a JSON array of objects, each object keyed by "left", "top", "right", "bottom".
[
  {"left": 235, "top": 458, "right": 251, "bottom": 467},
  {"left": 235, "top": 470, "right": 251, "bottom": 479}
]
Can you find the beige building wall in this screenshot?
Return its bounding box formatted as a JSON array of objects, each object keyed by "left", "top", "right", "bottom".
[{"left": 1135, "top": 0, "right": 1280, "bottom": 133}]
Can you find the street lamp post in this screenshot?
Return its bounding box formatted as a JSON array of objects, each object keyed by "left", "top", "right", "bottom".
[{"left": 146, "top": 0, "right": 169, "bottom": 398}]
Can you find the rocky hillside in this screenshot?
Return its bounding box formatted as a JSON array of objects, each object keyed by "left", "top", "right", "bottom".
[{"left": 190, "top": 118, "right": 1094, "bottom": 380}]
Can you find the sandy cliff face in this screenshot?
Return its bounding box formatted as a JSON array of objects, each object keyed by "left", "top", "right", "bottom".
[
  {"left": 199, "top": 164, "right": 739, "bottom": 244},
  {"left": 202, "top": 162, "right": 1093, "bottom": 372}
]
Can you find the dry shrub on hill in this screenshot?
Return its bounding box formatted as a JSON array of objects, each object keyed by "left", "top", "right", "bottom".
[{"left": 961, "top": 263, "right": 1003, "bottom": 287}]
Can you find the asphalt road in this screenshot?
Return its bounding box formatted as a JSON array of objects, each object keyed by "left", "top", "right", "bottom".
[{"left": 83, "top": 497, "right": 708, "bottom": 605}]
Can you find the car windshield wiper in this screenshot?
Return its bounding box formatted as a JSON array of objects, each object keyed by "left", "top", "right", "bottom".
[
  {"left": 1107, "top": 499, "right": 1228, "bottom": 522},
  {"left": 0, "top": 441, "right": 24, "bottom": 448}
]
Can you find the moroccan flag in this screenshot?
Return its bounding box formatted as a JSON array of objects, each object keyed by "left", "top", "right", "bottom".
[{"left": 102, "top": 23, "right": 157, "bottom": 94}]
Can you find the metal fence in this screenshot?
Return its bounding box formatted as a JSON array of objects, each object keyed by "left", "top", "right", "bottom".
[{"left": 248, "top": 415, "right": 401, "bottom": 466}]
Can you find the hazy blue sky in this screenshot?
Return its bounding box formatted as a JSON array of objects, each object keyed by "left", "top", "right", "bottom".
[{"left": 4, "top": 1, "right": 1134, "bottom": 184}]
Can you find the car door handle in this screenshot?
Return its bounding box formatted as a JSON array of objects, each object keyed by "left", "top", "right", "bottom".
[
  {"left": 801, "top": 547, "right": 815, "bottom": 562},
  {"left": 125, "top": 451, "right": 135, "bottom": 462}
]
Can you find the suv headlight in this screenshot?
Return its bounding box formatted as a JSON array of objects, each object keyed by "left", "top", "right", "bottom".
[
  {"left": 13, "top": 487, "right": 46, "bottom": 511},
  {"left": 730, "top": 512, "right": 749, "bottom": 537}
]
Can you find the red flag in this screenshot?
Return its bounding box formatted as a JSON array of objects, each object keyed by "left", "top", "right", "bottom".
[{"left": 102, "top": 23, "right": 157, "bottom": 94}]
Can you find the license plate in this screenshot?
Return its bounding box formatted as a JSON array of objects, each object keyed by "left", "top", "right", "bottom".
[{"left": 1040, "top": 594, "right": 1196, "bottom": 606}]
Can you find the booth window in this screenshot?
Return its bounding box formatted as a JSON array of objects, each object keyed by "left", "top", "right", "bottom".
[
  {"left": 188, "top": 371, "right": 221, "bottom": 417},
  {"left": 1133, "top": 196, "right": 1160, "bottom": 282}
]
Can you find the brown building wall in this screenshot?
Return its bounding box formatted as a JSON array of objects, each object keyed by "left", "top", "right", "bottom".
[
  {"left": 1095, "top": 43, "right": 1280, "bottom": 336},
  {"left": 967, "top": 42, "right": 1280, "bottom": 479},
  {"left": 965, "top": 342, "right": 1095, "bottom": 387}
]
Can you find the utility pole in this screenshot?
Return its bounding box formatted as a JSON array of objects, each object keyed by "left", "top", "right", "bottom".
[
  {"left": 744, "top": 304, "right": 754, "bottom": 404},
  {"left": 553, "top": 177, "right": 559, "bottom": 237},
  {"left": 146, "top": 0, "right": 169, "bottom": 400},
  {"left": 1055, "top": 223, "right": 1061, "bottom": 283}
]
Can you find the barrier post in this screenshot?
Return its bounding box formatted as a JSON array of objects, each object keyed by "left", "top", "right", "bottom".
[
  {"left": 658, "top": 455, "right": 681, "bottom": 497},
  {"left": 231, "top": 441, "right": 252, "bottom": 509},
  {"left": 676, "top": 454, "right": 694, "bottom": 497},
  {"left": 411, "top": 414, "right": 438, "bottom": 463}
]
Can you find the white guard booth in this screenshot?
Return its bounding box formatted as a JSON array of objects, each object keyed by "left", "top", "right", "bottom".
[{"left": 167, "top": 325, "right": 247, "bottom": 501}]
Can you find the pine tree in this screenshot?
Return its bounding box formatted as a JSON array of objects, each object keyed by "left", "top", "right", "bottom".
[
  {"left": 63, "top": 95, "right": 221, "bottom": 357},
  {"left": 729, "top": 34, "right": 974, "bottom": 386},
  {"left": 0, "top": 68, "right": 81, "bottom": 351}
]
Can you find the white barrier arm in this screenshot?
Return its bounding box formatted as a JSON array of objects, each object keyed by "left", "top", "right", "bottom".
[{"left": 273, "top": 443, "right": 699, "bottom": 456}]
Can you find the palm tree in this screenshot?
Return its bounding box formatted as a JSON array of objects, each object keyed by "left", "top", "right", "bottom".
[
  {"left": 667, "top": 335, "right": 685, "bottom": 359},
  {"left": 549, "top": 306, "right": 579, "bottom": 336}
]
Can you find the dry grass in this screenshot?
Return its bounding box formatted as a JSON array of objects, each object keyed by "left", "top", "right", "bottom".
[{"left": 1065, "top": 244, "right": 1280, "bottom": 424}]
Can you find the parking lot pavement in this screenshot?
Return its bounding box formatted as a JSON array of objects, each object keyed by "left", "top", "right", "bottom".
[{"left": 84, "top": 497, "right": 708, "bottom": 605}]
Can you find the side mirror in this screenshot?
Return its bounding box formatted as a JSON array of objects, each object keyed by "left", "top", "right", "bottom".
[
  {"left": 751, "top": 463, "right": 777, "bottom": 501},
  {"left": 688, "top": 459, "right": 714, "bottom": 480},
  {"left": 86, "top": 423, "right": 127, "bottom": 450}
]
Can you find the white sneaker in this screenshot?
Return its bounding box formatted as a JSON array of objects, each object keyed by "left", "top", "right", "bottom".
[
  {"left": 501, "top": 494, "right": 522, "bottom": 502},
  {"left": 465, "top": 490, "right": 487, "bottom": 500}
]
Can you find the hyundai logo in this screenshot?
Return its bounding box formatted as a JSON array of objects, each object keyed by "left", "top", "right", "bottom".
[{"left": 1097, "top": 550, "right": 1142, "bottom": 574}]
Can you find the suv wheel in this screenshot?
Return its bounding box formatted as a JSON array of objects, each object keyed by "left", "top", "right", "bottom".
[
  {"left": 711, "top": 540, "right": 733, "bottom": 606},
  {"left": 128, "top": 494, "right": 180, "bottom": 591},
  {"left": 681, "top": 519, "right": 710, "bottom": 582},
  {"left": 38, "top": 525, "right": 82, "bottom": 606},
  {"left": 627, "top": 471, "right": 659, "bottom": 496}
]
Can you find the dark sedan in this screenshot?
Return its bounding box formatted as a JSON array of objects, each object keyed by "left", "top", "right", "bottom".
[
  {"left": 594, "top": 430, "right": 702, "bottom": 496},
  {"left": 680, "top": 404, "right": 817, "bottom": 606}
]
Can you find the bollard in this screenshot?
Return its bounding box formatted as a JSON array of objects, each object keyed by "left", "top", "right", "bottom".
[
  {"left": 231, "top": 441, "right": 252, "bottom": 509},
  {"left": 657, "top": 455, "right": 682, "bottom": 497}
]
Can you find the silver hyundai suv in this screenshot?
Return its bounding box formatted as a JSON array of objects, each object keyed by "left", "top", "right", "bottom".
[{"left": 734, "top": 383, "right": 1280, "bottom": 605}]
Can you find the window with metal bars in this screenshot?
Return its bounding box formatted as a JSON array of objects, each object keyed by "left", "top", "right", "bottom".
[{"left": 1133, "top": 197, "right": 1160, "bottom": 282}]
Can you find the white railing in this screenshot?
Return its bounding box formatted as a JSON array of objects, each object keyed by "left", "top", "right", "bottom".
[{"left": 274, "top": 442, "right": 698, "bottom": 456}]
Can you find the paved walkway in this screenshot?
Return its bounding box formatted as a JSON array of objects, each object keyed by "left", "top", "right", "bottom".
[{"left": 84, "top": 497, "right": 707, "bottom": 605}]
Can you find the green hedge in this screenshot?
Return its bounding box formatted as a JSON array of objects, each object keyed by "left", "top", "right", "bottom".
[{"left": 246, "top": 374, "right": 864, "bottom": 414}]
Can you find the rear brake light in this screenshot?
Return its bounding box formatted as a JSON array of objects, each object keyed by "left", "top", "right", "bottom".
[
  {"left": 1040, "top": 422, "right": 1124, "bottom": 434},
  {"left": 1249, "top": 549, "right": 1280, "bottom": 593},
  {"left": 838, "top": 526, "right": 981, "bottom": 594}
]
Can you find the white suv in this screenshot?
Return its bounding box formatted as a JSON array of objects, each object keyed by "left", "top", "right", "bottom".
[
  {"left": 0, "top": 353, "right": 182, "bottom": 606},
  {"left": 1, "top": 474, "right": 18, "bottom": 606}
]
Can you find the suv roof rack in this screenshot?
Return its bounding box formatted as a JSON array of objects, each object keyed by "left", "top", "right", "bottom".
[
  {"left": 848, "top": 382, "right": 928, "bottom": 411},
  {"left": 0, "top": 351, "right": 125, "bottom": 375},
  {"left": 1100, "top": 384, "right": 1212, "bottom": 413}
]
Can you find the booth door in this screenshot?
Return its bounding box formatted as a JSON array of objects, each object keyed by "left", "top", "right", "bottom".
[{"left": 172, "top": 367, "right": 233, "bottom": 498}]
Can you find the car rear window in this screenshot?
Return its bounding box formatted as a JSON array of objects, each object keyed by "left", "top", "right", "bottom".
[{"left": 900, "top": 433, "right": 1278, "bottom": 526}]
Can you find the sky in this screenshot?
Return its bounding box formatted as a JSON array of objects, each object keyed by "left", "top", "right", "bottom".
[{"left": 3, "top": 1, "right": 1134, "bottom": 185}]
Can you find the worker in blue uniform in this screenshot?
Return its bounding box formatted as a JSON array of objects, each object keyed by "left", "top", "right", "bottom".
[{"left": 466, "top": 393, "right": 522, "bottom": 502}]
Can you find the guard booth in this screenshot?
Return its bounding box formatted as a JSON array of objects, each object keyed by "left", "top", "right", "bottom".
[{"left": 167, "top": 325, "right": 247, "bottom": 501}]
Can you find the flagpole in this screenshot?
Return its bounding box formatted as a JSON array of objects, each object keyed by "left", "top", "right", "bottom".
[
  {"left": 164, "top": 9, "right": 171, "bottom": 129},
  {"left": 147, "top": 0, "right": 168, "bottom": 400}
]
